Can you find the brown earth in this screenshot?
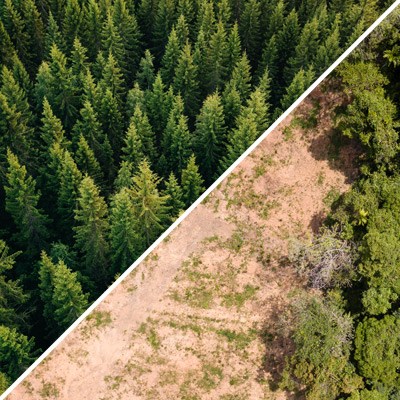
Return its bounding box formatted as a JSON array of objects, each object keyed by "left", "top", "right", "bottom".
[{"left": 7, "top": 86, "right": 358, "bottom": 400}]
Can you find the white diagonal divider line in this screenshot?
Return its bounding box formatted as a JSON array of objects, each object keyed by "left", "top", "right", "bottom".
[{"left": 2, "top": 1, "right": 400, "bottom": 398}]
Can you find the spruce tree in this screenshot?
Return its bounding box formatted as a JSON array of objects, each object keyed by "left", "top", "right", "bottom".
[
  {"left": 175, "top": 14, "right": 189, "bottom": 48},
  {"left": 130, "top": 105, "right": 157, "bottom": 161},
  {"left": 315, "top": 20, "right": 341, "bottom": 76},
  {"left": 206, "top": 21, "right": 228, "bottom": 92},
  {"left": 99, "top": 52, "right": 125, "bottom": 102},
  {"left": 38, "top": 251, "right": 56, "bottom": 323},
  {"left": 62, "top": 0, "right": 83, "bottom": 53},
  {"left": 86, "top": 0, "right": 103, "bottom": 60},
  {"left": 147, "top": 72, "right": 167, "bottom": 136},
  {"left": 163, "top": 172, "right": 185, "bottom": 219},
  {"left": 173, "top": 40, "right": 199, "bottom": 117},
  {"left": 181, "top": 154, "right": 205, "bottom": 207},
  {"left": 226, "top": 52, "right": 252, "bottom": 103},
  {"left": 101, "top": 12, "right": 125, "bottom": 71},
  {"left": 74, "top": 175, "right": 110, "bottom": 280},
  {"left": 194, "top": 92, "right": 226, "bottom": 182},
  {"left": 239, "top": 0, "right": 261, "bottom": 66},
  {"left": 114, "top": 161, "right": 134, "bottom": 191},
  {"left": 219, "top": 109, "right": 258, "bottom": 172},
  {"left": 244, "top": 87, "right": 270, "bottom": 135},
  {"left": 45, "top": 12, "right": 67, "bottom": 59},
  {"left": 4, "top": 150, "right": 50, "bottom": 256},
  {"left": 222, "top": 84, "right": 242, "bottom": 131},
  {"left": 153, "top": 0, "right": 176, "bottom": 57},
  {"left": 226, "top": 22, "right": 241, "bottom": 78},
  {"left": 52, "top": 259, "right": 89, "bottom": 330},
  {"left": 121, "top": 120, "right": 145, "bottom": 167},
  {"left": 0, "top": 240, "right": 27, "bottom": 328},
  {"left": 161, "top": 27, "right": 181, "bottom": 87},
  {"left": 170, "top": 114, "right": 192, "bottom": 177},
  {"left": 128, "top": 160, "right": 170, "bottom": 246},
  {"left": 126, "top": 82, "right": 146, "bottom": 120},
  {"left": 0, "top": 20, "right": 16, "bottom": 67},
  {"left": 137, "top": 50, "right": 156, "bottom": 90},
  {"left": 110, "top": 188, "right": 142, "bottom": 274},
  {"left": 75, "top": 134, "right": 104, "bottom": 185}
]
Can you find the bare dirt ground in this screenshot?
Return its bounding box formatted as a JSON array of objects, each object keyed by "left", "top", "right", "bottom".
[{"left": 8, "top": 86, "right": 358, "bottom": 400}]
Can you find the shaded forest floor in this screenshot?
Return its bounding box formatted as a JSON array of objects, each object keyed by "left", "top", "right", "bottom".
[{"left": 8, "top": 85, "right": 359, "bottom": 400}]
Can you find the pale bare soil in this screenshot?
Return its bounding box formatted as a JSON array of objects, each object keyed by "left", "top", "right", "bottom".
[{"left": 8, "top": 86, "right": 358, "bottom": 400}]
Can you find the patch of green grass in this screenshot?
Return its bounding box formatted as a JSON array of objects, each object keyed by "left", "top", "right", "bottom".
[
  {"left": 185, "top": 286, "right": 214, "bottom": 309},
  {"left": 159, "top": 370, "right": 178, "bottom": 386},
  {"left": 104, "top": 374, "right": 125, "bottom": 390},
  {"left": 282, "top": 125, "right": 294, "bottom": 141},
  {"left": 222, "top": 285, "right": 259, "bottom": 308},
  {"left": 86, "top": 310, "right": 112, "bottom": 328},
  {"left": 197, "top": 363, "right": 223, "bottom": 391},
  {"left": 148, "top": 328, "right": 161, "bottom": 349},
  {"left": 38, "top": 380, "right": 59, "bottom": 398},
  {"left": 217, "top": 328, "right": 257, "bottom": 350}
]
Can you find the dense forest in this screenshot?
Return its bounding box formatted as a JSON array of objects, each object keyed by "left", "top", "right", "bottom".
[
  {"left": 0, "top": 0, "right": 386, "bottom": 392},
  {"left": 282, "top": 8, "right": 400, "bottom": 400}
]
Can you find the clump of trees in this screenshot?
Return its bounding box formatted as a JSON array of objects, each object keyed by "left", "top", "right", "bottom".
[
  {"left": 281, "top": 9, "right": 400, "bottom": 399},
  {"left": 0, "top": 0, "right": 383, "bottom": 391}
]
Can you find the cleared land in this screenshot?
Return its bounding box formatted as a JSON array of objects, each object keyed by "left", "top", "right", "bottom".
[{"left": 8, "top": 86, "right": 358, "bottom": 400}]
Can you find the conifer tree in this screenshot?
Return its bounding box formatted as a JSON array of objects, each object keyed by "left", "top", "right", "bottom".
[
  {"left": 11, "top": 55, "right": 33, "bottom": 104},
  {"left": 45, "top": 12, "right": 67, "bottom": 59},
  {"left": 153, "top": 0, "right": 176, "bottom": 57},
  {"left": 219, "top": 109, "right": 258, "bottom": 172},
  {"left": 174, "top": 40, "right": 199, "bottom": 117},
  {"left": 265, "top": 0, "right": 286, "bottom": 41},
  {"left": 177, "top": 0, "right": 195, "bottom": 31},
  {"left": 244, "top": 87, "right": 270, "bottom": 135},
  {"left": 71, "top": 38, "right": 90, "bottom": 99},
  {"left": 128, "top": 160, "right": 170, "bottom": 246},
  {"left": 4, "top": 150, "right": 50, "bottom": 255},
  {"left": 147, "top": 73, "right": 167, "bottom": 136},
  {"left": 315, "top": 20, "right": 341, "bottom": 76},
  {"left": 181, "top": 154, "right": 204, "bottom": 207},
  {"left": 101, "top": 12, "right": 125, "bottom": 71},
  {"left": 38, "top": 251, "right": 56, "bottom": 323},
  {"left": 137, "top": 50, "right": 156, "bottom": 90},
  {"left": 161, "top": 28, "right": 181, "bottom": 87},
  {"left": 226, "top": 22, "right": 241, "bottom": 78},
  {"left": 216, "top": 0, "right": 231, "bottom": 30},
  {"left": 163, "top": 172, "right": 185, "bottom": 218},
  {"left": 176, "top": 14, "right": 189, "bottom": 48},
  {"left": 86, "top": 0, "right": 103, "bottom": 60},
  {"left": 57, "top": 150, "right": 83, "bottom": 237},
  {"left": 239, "top": 0, "right": 261, "bottom": 66},
  {"left": 170, "top": 114, "right": 192, "bottom": 177},
  {"left": 0, "top": 20, "right": 16, "bottom": 67},
  {"left": 114, "top": 161, "right": 134, "bottom": 191},
  {"left": 206, "top": 21, "right": 228, "bottom": 92},
  {"left": 74, "top": 175, "right": 110, "bottom": 280},
  {"left": 197, "top": 0, "right": 216, "bottom": 40},
  {"left": 99, "top": 52, "right": 125, "bottom": 101},
  {"left": 0, "top": 326, "right": 35, "bottom": 382},
  {"left": 52, "top": 259, "right": 89, "bottom": 330},
  {"left": 226, "top": 52, "right": 252, "bottom": 103},
  {"left": 222, "top": 84, "right": 242, "bottom": 131},
  {"left": 194, "top": 92, "right": 226, "bottom": 182},
  {"left": 0, "top": 240, "right": 27, "bottom": 328},
  {"left": 62, "top": 0, "right": 83, "bottom": 53},
  {"left": 193, "top": 28, "right": 207, "bottom": 95},
  {"left": 121, "top": 120, "right": 145, "bottom": 167},
  {"left": 257, "top": 34, "right": 278, "bottom": 96},
  {"left": 130, "top": 105, "right": 157, "bottom": 161},
  {"left": 110, "top": 188, "right": 142, "bottom": 274},
  {"left": 75, "top": 134, "right": 104, "bottom": 185}
]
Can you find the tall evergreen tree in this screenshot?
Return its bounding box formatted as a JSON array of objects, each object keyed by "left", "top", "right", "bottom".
[
  {"left": 194, "top": 92, "right": 226, "bottom": 182},
  {"left": 128, "top": 160, "right": 170, "bottom": 246},
  {"left": 181, "top": 154, "right": 204, "bottom": 207},
  {"left": 74, "top": 175, "right": 110, "bottom": 281},
  {"left": 163, "top": 172, "right": 185, "bottom": 219},
  {"left": 121, "top": 120, "right": 145, "bottom": 167},
  {"left": 62, "top": 0, "right": 83, "bottom": 53},
  {"left": 239, "top": 0, "right": 261, "bottom": 66},
  {"left": 137, "top": 49, "right": 156, "bottom": 90},
  {"left": 110, "top": 188, "right": 142, "bottom": 274},
  {"left": 169, "top": 114, "right": 192, "bottom": 177},
  {"left": 114, "top": 161, "right": 134, "bottom": 192},
  {"left": 161, "top": 27, "right": 181, "bottom": 87}
]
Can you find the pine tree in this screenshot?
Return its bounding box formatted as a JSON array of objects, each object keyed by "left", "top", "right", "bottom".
[
  {"left": 206, "top": 21, "right": 228, "bottom": 92},
  {"left": 62, "top": 0, "right": 83, "bottom": 53},
  {"left": 112, "top": 0, "right": 142, "bottom": 77},
  {"left": 163, "top": 172, "right": 185, "bottom": 218},
  {"left": 147, "top": 72, "right": 167, "bottom": 136},
  {"left": 177, "top": 0, "right": 195, "bottom": 31},
  {"left": 38, "top": 251, "right": 56, "bottom": 323},
  {"left": 175, "top": 14, "right": 189, "bottom": 48},
  {"left": 226, "top": 22, "right": 241, "bottom": 78},
  {"left": 99, "top": 52, "right": 125, "bottom": 101},
  {"left": 181, "top": 154, "right": 204, "bottom": 207},
  {"left": 110, "top": 188, "right": 142, "bottom": 274},
  {"left": 114, "top": 161, "right": 134, "bottom": 191},
  {"left": 216, "top": 0, "right": 231, "bottom": 30},
  {"left": 71, "top": 38, "right": 90, "bottom": 100},
  {"left": 265, "top": 0, "right": 285, "bottom": 41},
  {"left": 130, "top": 105, "right": 157, "bottom": 161},
  {"left": 226, "top": 52, "right": 252, "bottom": 103},
  {"left": 86, "top": 0, "right": 103, "bottom": 60},
  {"left": 161, "top": 27, "right": 181, "bottom": 87},
  {"left": 280, "top": 68, "right": 314, "bottom": 111},
  {"left": 48, "top": 44, "right": 77, "bottom": 129},
  {"left": 219, "top": 109, "right": 258, "bottom": 172},
  {"left": 197, "top": 0, "right": 216, "bottom": 41},
  {"left": 0, "top": 326, "right": 35, "bottom": 382},
  {"left": 57, "top": 150, "right": 83, "bottom": 237},
  {"left": 101, "top": 12, "right": 125, "bottom": 71},
  {"left": 244, "top": 87, "right": 270, "bottom": 135},
  {"left": 126, "top": 82, "right": 146, "bottom": 120},
  {"left": 74, "top": 175, "right": 109, "bottom": 280},
  {"left": 257, "top": 35, "right": 278, "bottom": 99},
  {"left": 194, "top": 92, "right": 226, "bottom": 182},
  {"left": 128, "top": 160, "right": 170, "bottom": 246},
  {"left": 173, "top": 40, "right": 199, "bottom": 117},
  {"left": 121, "top": 120, "right": 145, "bottom": 167},
  {"left": 45, "top": 12, "right": 67, "bottom": 59},
  {"left": 11, "top": 54, "right": 33, "bottom": 105},
  {"left": 137, "top": 50, "right": 156, "bottom": 90},
  {"left": 284, "top": 16, "right": 320, "bottom": 86},
  {"left": 75, "top": 134, "right": 104, "bottom": 185},
  {"left": 170, "top": 114, "right": 192, "bottom": 177},
  {"left": 193, "top": 28, "right": 207, "bottom": 96},
  {"left": 0, "top": 240, "right": 27, "bottom": 328},
  {"left": 4, "top": 150, "right": 50, "bottom": 255},
  {"left": 153, "top": 0, "right": 176, "bottom": 58},
  {"left": 222, "top": 84, "right": 242, "bottom": 131},
  {"left": 239, "top": 0, "right": 261, "bottom": 66},
  {"left": 52, "top": 259, "right": 89, "bottom": 330},
  {"left": 0, "top": 20, "right": 16, "bottom": 67}
]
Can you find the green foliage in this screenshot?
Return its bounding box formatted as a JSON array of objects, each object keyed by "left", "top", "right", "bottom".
[{"left": 181, "top": 154, "right": 204, "bottom": 207}]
